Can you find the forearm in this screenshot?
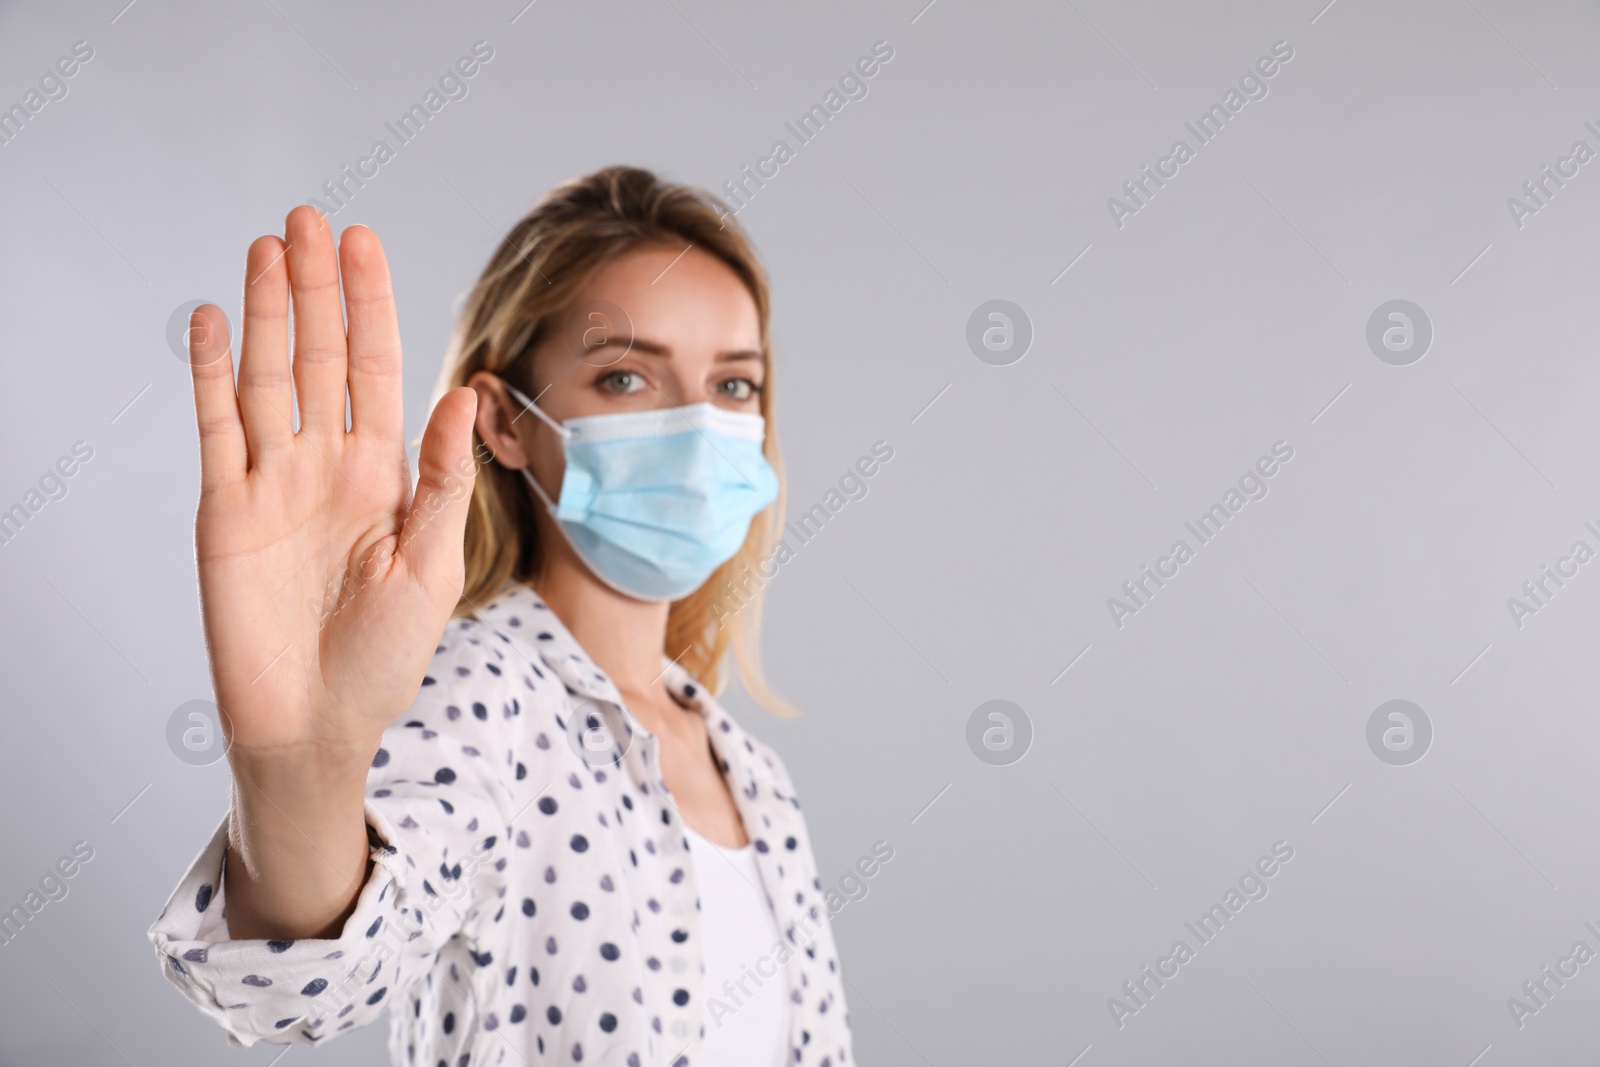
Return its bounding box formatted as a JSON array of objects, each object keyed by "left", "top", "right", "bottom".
[{"left": 223, "top": 744, "right": 376, "bottom": 941}]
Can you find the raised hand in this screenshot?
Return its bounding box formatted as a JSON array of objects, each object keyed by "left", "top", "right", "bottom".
[{"left": 185, "top": 206, "right": 479, "bottom": 937}]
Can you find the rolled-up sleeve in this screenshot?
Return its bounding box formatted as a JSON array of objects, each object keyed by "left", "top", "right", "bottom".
[{"left": 148, "top": 634, "right": 522, "bottom": 1047}]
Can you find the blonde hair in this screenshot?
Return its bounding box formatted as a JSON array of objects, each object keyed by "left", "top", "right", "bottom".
[{"left": 430, "top": 165, "right": 796, "bottom": 715}]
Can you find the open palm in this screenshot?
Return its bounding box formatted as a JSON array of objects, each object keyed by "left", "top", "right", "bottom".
[{"left": 187, "top": 207, "right": 478, "bottom": 761}]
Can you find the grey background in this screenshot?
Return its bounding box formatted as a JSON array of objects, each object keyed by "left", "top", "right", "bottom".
[{"left": 3, "top": 0, "right": 1600, "bottom": 1063}]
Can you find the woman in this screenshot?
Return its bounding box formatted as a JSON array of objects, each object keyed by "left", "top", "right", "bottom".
[{"left": 148, "top": 166, "right": 854, "bottom": 1067}]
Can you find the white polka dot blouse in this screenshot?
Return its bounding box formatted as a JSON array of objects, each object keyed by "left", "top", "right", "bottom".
[{"left": 146, "top": 580, "right": 854, "bottom": 1067}]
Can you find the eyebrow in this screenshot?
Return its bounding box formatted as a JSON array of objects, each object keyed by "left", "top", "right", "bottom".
[{"left": 582, "top": 336, "right": 762, "bottom": 362}]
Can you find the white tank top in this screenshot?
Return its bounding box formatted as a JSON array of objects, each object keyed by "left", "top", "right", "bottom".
[{"left": 683, "top": 823, "right": 791, "bottom": 1067}]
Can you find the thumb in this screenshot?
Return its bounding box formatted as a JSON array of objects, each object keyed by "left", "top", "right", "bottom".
[{"left": 400, "top": 386, "right": 480, "bottom": 606}]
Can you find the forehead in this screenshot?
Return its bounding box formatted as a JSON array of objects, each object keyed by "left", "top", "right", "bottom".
[{"left": 561, "top": 244, "right": 761, "bottom": 349}]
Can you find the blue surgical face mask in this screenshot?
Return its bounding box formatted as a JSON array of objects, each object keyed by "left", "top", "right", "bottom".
[{"left": 499, "top": 378, "right": 779, "bottom": 602}]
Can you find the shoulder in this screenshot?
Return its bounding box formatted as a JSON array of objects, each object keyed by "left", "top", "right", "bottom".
[
  {"left": 370, "top": 612, "right": 561, "bottom": 795},
  {"left": 708, "top": 702, "right": 805, "bottom": 811},
  {"left": 426, "top": 611, "right": 550, "bottom": 701},
  {"left": 739, "top": 722, "right": 790, "bottom": 782},
  {"left": 426, "top": 610, "right": 575, "bottom": 719}
]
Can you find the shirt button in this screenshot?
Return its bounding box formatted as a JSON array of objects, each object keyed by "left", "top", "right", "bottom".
[
  {"left": 670, "top": 955, "right": 689, "bottom": 974},
  {"left": 671, "top": 1019, "right": 689, "bottom": 1039}
]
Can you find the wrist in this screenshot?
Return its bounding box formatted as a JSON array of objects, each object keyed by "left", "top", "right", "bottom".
[
  {"left": 228, "top": 738, "right": 377, "bottom": 851},
  {"left": 224, "top": 743, "right": 377, "bottom": 940},
  {"left": 228, "top": 734, "right": 380, "bottom": 791}
]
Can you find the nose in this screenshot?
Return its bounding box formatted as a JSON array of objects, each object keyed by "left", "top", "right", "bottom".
[{"left": 656, "top": 366, "right": 712, "bottom": 409}]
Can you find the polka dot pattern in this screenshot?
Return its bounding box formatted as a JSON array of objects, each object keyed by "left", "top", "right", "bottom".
[{"left": 146, "top": 581, "right": 852, "bottom": 1066}]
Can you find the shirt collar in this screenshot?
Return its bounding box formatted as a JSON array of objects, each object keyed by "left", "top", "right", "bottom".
[{"left": 471, "top": 579, "right": 737, "bottom": 748}]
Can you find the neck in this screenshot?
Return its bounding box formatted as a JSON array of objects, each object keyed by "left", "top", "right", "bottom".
[{"left": 530, "top": 551, "right": 672, "bottom": 704}]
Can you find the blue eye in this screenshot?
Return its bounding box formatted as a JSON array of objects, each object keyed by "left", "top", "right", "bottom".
[
  {"left": 718, "top": 378, "right": 759, "bottom": 401},
  {"left": 601, "top": 371, "right": 643, "bottom": 394}
]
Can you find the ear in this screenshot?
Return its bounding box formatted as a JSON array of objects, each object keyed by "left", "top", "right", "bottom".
[{"left": 466, "top": 371, "right": 533, "bottom": 468}]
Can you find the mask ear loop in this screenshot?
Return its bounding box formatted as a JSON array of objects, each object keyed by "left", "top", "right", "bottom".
[{"left": 498, "top": 377, "right": 570, "bottom": 515}]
